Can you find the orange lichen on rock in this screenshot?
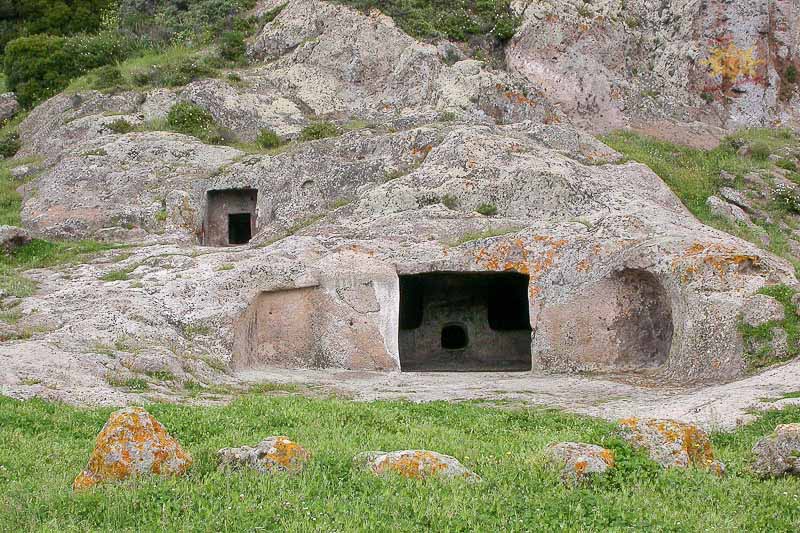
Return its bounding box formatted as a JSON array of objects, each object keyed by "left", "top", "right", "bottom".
[
  {"left": 673, "top": 242, "right": 761, "bottom": 280},
  {"left": 546, "top": 442, "right": 615, "bottom": 485},
  {"left": 618, "top": 418, "right": 724, "bottom": 475},
  {"left": 72, "top": 407, "right": 193, "bottom": 491},
  {"left": 354, "top": 450, "right": 480, "bottom": 482},
  {"left": 217, "top": 436, "right": 311, "bottom": 474}
]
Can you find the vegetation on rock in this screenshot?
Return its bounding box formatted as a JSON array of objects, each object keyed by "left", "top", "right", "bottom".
[
  {"left": 166, "top": 102, "right": 224, "bottom": 144},
  {"left": 299, "top": 122, "right": 339, "bottom": 142},
  {"left": 332, "top": 0, "right": 520, "bottom": 43},
  {"left": 738, "top": 284, "right": 800, "bottom": 371},
  {"left": 604, "top": 128, "right": 800, "bottom": 275}
]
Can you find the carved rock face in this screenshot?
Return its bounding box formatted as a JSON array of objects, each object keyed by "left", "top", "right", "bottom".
[{"left": 72, "top": 407, "right": 192, "bottom": 490}]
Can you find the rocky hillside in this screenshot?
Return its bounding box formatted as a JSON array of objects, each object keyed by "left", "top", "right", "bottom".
[{"left": 0, "top": 0, "right": 799, "bottom": 405}]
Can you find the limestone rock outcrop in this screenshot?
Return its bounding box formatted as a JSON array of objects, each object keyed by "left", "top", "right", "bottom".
[
  {"left": 218, "top": 436, "right": 311, "bottom": 474},
  {"left": 619, "top": 418, "right": 725, "bottom": 475},
  {"left": 752, "top": 423, "right": 800, "bottom": 477},
  {"left": 353, "top": 450, "right": 480, "bottom": 482},
  {"left": 73, "top": 407, "right": 192, "bottom": 490}
]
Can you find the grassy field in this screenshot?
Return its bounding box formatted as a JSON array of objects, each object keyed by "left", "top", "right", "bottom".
[{"left": 0, "top": 395, "right": 799, "bottom": 532}]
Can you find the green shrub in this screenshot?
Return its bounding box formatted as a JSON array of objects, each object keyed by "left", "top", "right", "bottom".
[
  {"left": 256, "top": 128, "right": 283, "bottom": 149},
  {"left": 299, "top": 122, "right": 339, "bottom": 142},
  {"left": 787, "top": 64, "right": 798, "bottom": 84},
  {"left": 108, "top": 118, "right": 134, "bottom": 134},
  {"left": 476, "top": 203, "right": 498, "bottom": 216},
  {"left": 219, "top": 31, "right": 246, "bottom": 63},
  {"left": 0, "top": 132, "right": 20, "bottom": 158},
  {"left": 91, "top": 65, "right": 124, "bottom": 89},
  {"left": 749, "top": 141, "right": 771, "bottom": 161},
  {"left": 777, "top": 159, "right": 798, "bottom": 172},
  {"left": 166, "top": 102, "right": 222, "bottom": 144},
  {"left": 0, "top": 0, "right": 115, "bottom": 54},
  {"left": 4, "top": 32, "right": 131, "bottom": 108},
  {"left": 118, "top": 0, "right": 260, "bottom": 46},
  {"left": 331, "top": 0, "right": 520, "bottom": 44},
  {"left": 131, "top": 56, "right": 217, "bottom": 88},
  {"left": 441, "top": 194, "right": 459, "bottom": 209}
]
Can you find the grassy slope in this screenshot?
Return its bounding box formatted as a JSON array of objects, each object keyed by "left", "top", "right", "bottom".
[
  {"left": 0, "top": 395, "right": 799, "bottom": 531},
  {"left": 603, "top": 129, "right": 800, "bottom": 273}
]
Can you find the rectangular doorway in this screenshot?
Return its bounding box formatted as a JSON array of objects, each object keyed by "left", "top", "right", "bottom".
[
  {"left": 204, "top": 188, "right": 257, "bottom": 246},
  {"left": 228, "top": 213, "right": 252, "bottom": 244},
  {"left": 398, "top": 272, "right": 532, "bottom": 372}
]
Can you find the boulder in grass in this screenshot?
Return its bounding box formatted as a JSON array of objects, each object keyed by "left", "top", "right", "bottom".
[
  {"left": 353, "top": 450, "right": 480, "bottom": 482},
  {"left": 0, "top": 93, "right": 18, "bottom": 124},
  {"left": 0, "top": 225, "right": 31, "bottom": 254},
  {"left": 217, "top": 436, "right": 311, "bottom": 474},
  {"left": 72, "top": 407, "right": 193, "bottom": 490},
  {"left": 619, "top": 418, "right": 725, "bottom": 476},
  {"left": 546, "top": 442, "right": 615, "bottom": 484},
  {"left": 752, "top": 423, "right": 800, "bottom": 478}
]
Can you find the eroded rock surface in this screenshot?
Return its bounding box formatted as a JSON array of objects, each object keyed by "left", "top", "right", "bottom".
[
  {"left": 73, "top": 407, "right": 192, "bottom": 490},
  {"left": 507, "top": 0, "right": 800, "bottom": 136},
  {"left": 218, "top": 436, "right": 311, "bottom": 474},
  {"left": 619, "top": 418, "right": 725, "bottom": 475},
  {"left": 353, "top": 450, "right": 480, "bottom": 482},
  {"left": 752, "top": 423, "right": 800, "bottom": 477}
]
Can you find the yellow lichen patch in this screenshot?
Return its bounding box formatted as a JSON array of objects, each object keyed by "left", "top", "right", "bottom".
[
  {"left": 261, "top": 437, "right": 311, "bottom": 473},
  {"left": 673, "top": 242, "right": 762, "bottom": 280},
  {"left": 72, "top": 407, "right": 192, "bottom": 491},
  {"left": 599, "top": 449, "right": 615, "bottom": 467},
  {"left": 574, "top": 460, "right": 588, "bottom": 474},
  {"left": 375, "top": 451, "right": 448, "bottom": 479},
  {"left": 411, "top": 145, "right": 433, "bottom": 159},
  {"left": 620, "top": 418, "right": 723, "bottom": 473},
  {"left": 702, "top": 42, "right": 763, "bottom": 85}
]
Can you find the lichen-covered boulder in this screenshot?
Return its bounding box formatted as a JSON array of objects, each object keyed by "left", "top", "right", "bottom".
[
  {"left": 217, "top": 436, "right": 310, "bottom": 474},
  {"left": 752, "top": 423, "right": 800, "bottom": 478},
  {"left": 0, "top": 225, "right": 31, "bottom": 254},
  {"left": 72, "top": 407, "right": 192, "bottom": 490},
  {"left": 353, "top": 450, "right": 480, "bottom": 482},
  {"left": 619, "top": 418, "right": 725, "bottom": 475},
  {"left": 546, "top": 442, "right": 615, "bottom": 484}
]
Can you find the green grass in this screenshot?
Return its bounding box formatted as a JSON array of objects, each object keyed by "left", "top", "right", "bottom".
[
  {"left": 0, "top": 73, "right": 7, "bottom": 93},
  {"left": 0, "top": 396, "right": 799, "bottom": 531},
  {"left": 603, "top": 128, "right": 800, "bottom": 273},
  {"left": 65, "top": 45, "right": 231, "bottom": 95},
  {"left": 0, "top": 240, "right": 119, "bottom": 297}
]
